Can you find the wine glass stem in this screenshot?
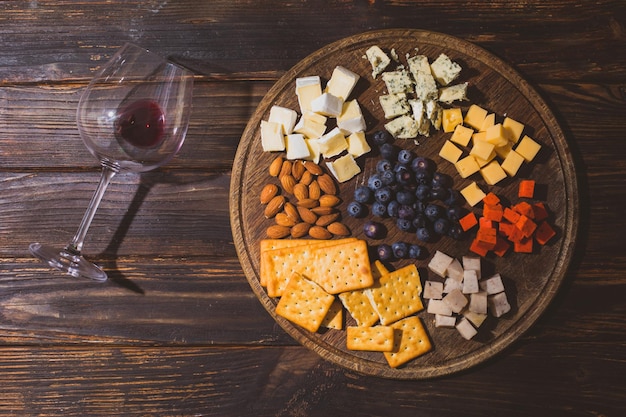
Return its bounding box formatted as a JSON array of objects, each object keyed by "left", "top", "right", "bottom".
[{"left": 66, "top": 164, "right": 118, "bottom": 255}]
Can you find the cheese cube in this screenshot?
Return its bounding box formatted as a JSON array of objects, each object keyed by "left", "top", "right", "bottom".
[
  {"left": 488, "top": 292, "right": 511, "bottom": 317},
  {"left": 494, "top": 142, "right": 513, "bottom": 159},
  {"left": 425, "top": 100, "right": 442, "bottom": 130},
  {"left": 501, "top": 149, "right": 525, "bottom": 176},
  {"left": 463, "top": 310, "right": 488, "bottom": 328},
  {"left": 346, "top": 131, "right": 371, "bottom": 158},
  {"left": 450, "top": 124, "right": 474, "bottom": 147},
  {"left": 285, "top": 134, "right": 310, "bottom": 160},
  {"left": 268, "top": 105, "right": 298, "bottom": 134},
  {"left": 326, "top": 153, "right": 361, "bottom": 183},
  {"left": 317, "top": 127, "right": 347, "bottom": 157},
  {"left": 260, "top": 120, "right": 285, "bottom": 152},
  {"left": 456, "top": 317, "right": 478, "bottom": 340},
  {"left": 485, "top": 123, "right": 509, "bottom": 147},
  {"left": 435, "top": 314, "right": 457, "bottom": 328},
  {"left": 294, "top": 115, "right": 326, "bottom": 139},
  {"left": 442, "top": 108, "right": 463, "bottom": 133},
  {"left": 470, "top": 139, "right": 495, "bottom": 161},
  {"left": 480, "top": 160, "right": 507, "bottom": 185},
  {"left": 407, "top": 54, "right": 431, "bottom": 79},
  {"left": 460, "top": 181, "right": 486, "bottom": 207},
  {"left": 443, "top": 277, "right": 462, "bottom": 294},
  {"left": 515, "top": 135, "right": 541, "bottom": 162},
  {"left": 446, "top": 259, "right": 464, "bottom": 282},
  {"left": 326, "top": 66, "right": 360, "bottom": 100},
  {"left": 455, "top": 155, "right": 481, "bottom": 179},
  {"left": 382, "top": 70, "right": 415, "bottom": 95},
  {"left": 424, "top": 281, "right": 444, "bottom": 300},
  {"left": 304, "top": 138, "right": 321, "bottom": 164},
  {"left": 438, "top": 82, "right": 468, "bottom": 104},
  {"left": 337, "top": 100, "right": 366, "bottom": 135},
  {"left": 462, "top": 269, "right": 480, "bottom": 294},
  {"left": 479, "top": 273, "right": 505, "bottom": 294},
  {"left": 472, "top": 131, "right": 487, "bottom": 144},
  {"left": 439, "top": 140, "right": 463, "bottom": 164},
  {"left": 428, "top": 250, "right": 454, "bottom": 278},
  {"left": 379, "top": 93, "right": 410, "bottom": 119},
  {"left": 412, "top": 71, "right": 437, "bottom": 101},
  {"left": 427, "top": 299, "right": 453, "bottom": 316},
  {"left": 384, "top": 115, "right": 418, "bottom": 139},
  {"left": 443, "top": 288, "right": 468, "bottom": 314},
  {"left": 462, "top": 256, "right": 481, "bottom": 277},
  {"left": 365, "top": 45, "right": 391, "bottom": 78},
  {"left": 296, "top": 76, "right": 322, "bottom": 113},
  {"left": 479, "top": 113, "right": 496, "bottom": 132},
  {"left": 464, "top": 104, "right": 488, "bottom": 130},
  {"left": 430, "top": 53, "right": 462, "bottom": 86},
  {"left": 311, "top": 92, "right": 343, "bottom": 117},
  {"left": 474, "top": 150, "right": 497, "bottom": 168},
  {"left": 503, "top": 117, "right": 525, "bottom": 143}
]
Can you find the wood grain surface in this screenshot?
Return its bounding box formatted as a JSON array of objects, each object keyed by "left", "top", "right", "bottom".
[{"left": 0, "top": 0, "right": 624, "bottom": 415}]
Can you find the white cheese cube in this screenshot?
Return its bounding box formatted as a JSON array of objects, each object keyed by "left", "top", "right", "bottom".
[
  {"left": 304, "top": 138, "right": 321, "bottom": 164},
  {"left": 326, "top": 153, "right": 361, "bottom": 183},
  {"left": 463, "top": 310, "right": 488, "bottom": 328},
  {"left": 462, "top": 256, "right": 481, "bottom": 278},
  {"left": 346, "top": 131, "right": 371, "bottom": 158},
  {"left": 438, "top": 82, "right": 468, "bottom": 104},
  {"left": 379, "top": 93, "right": 410, "bottom": 119},
  {"left": 443, "top": 277, "right": 462, "bottom": 294},
  {"left": 365, "top": 45, "right": 391, "bottom": 78},
  {"left": 462, "top": 269, "right": 480, "bottom": 294},
  {"left": 326, "top": 66, "right": 360, "bottom": 100},
  {"left": 469, "top": 291, "right": 488, "bottom": 314},
  {"left": 423, "top": 280, "right": 444, "bottom": 300},
  {"left": 446, "top": 258, "right": 464, "bottom": 282},
  {"left": 296, "top": 76, "right": 322, "bottom": 113},
  {"left": 435, "top": 314, "right": 457, "bottom": 328},
  {"left": 311, "top": 92, "right": 344, "bottom": 117},
  {"left": 479, "top": 273, "right": 505, "bottom": 295},
  {"left": 488, "top": 292, "right": 511, "bottom": 318},
  {"left": 428, "top": 250, "right": 454, "bottom": 278},
  {"left": 427, "top": 299, "right": 453, "bottom": 316},
  {"left": 382, "top": 70, "right": 414, "bottom": 94},
  {"left": 293, "top": 114, "right": 326, "bottom": 139},
  {"left": 384, "top": 115, "right": 418, "bottom": 139},
  {"left": 430, "top": 53, "right": 462, "bottom": 86},
  {"left": 414, "top": 71, "right": 438, "bottom": 102},
  {"left": 317, "top": 127, "right": 348, "bottom": 158},
  {"left": 285, "top": 134, "right": 310, "bottom": 160},
  {"left": 442, "top": 288, "right": 468, "bottom": 314},
  {"left": 268, "top": 105, "right": 298, "bottom": 134},
  {"left": 260, "top": 120, "right": 285, "bottom": 152},
  {"left": 456, "top": 317, "right": 478, "bottom": 340},
  {"left": 337, "top": 100, "right": 367, "bottom": 135}
]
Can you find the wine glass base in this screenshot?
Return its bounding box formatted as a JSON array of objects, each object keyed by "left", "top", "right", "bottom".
[{"left": 29, "top": 243, "right": 108, "bottom": 282}]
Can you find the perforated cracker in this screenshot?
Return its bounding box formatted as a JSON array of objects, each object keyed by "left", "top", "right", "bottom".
[
  {"left": 366, "top": 264, "right": 424, "bottom": 325},
  {"left": 275, "top": 272, "right": 335, "bottom": 333},
  {"left": 320, "top": 299, "right": 344, "bottom": 330},
  {"left": 338, "top": 289, "right": 379, "bottom": 327},
  {"left": 384, "top": 316, "right": 432, "bottom": 368},
  {"left": 346, "top": 325, "right": 394, "bottom": 352}
]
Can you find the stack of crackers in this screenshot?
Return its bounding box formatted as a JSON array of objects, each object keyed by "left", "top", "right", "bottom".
[{"left": 260, "top": 238, "right": 432, "bottom": 368}]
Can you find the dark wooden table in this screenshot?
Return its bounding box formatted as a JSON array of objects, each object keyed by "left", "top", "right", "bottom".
[{"left": 1, "top": 1, "right": 624, "bottom": 416}]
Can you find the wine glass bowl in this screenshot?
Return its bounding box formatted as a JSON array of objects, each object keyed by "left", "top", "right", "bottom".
[{"left": 30, "top": 43, "right": 194, "bottom": 281}]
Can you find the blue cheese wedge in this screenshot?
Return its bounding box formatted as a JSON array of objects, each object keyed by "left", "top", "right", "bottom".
[
  {"left": 285, "top": 133, "right": 310, "bottom": 160},
  {"left": 407, "top": 54, "right": 431, "bottom": 79},
  {"left": 409, "top": 99, "right": 431, "bottom": 137},
  {"left": 425, "top": 100, "right": 443, "bottom": 130},
  {"left": 381, "top": 70, "right": 414, "bottom": 94},
  {"left": 268, "top": 105, "right": 298, "bottom": 134},
  {"left": 414, "top": 71, "right": 438, "bottom": 102},
  {"left": 317, "top": 127, "right": 348, "bottom": 158},
  {"left": 438, "top": 82, "right": 468, "bottom": 104},
  {"left": 260, "top": 120, "right": 285, "bottom": 152},
  {"left": 365, "top": 45, "right": 391, "bottom": 78},
  {"left": 295, "top": 76, "right": 322, "bottom": 113},
  {"left": 430, "top": 53, "right": 462, "bottom": 86},
  {"left": 379, "top": 93, "right": 410, "bottom": 119},
  {"left": 384, "top": 115, "right": 418, "bottom": 139},
  {"left": 311, "top": 92, "right": 343, "bottom": 117},
  {"left": 326, "top": 153, "right": 361, "bottom": 183},
  {"left": 326, "top": 66, "right": 360, "bottom": 100},
  {"left": 337, "top": 100, "right": 366, "bottom": 135}
]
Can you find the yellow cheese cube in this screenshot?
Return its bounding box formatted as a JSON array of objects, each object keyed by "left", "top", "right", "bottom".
[
  {"left": 327, "top": 154, "right": 361, "bottom": 183},
  {"left": 450, "top": 124, "right": 474, "bottom": 147},
  {"left": 296, "top": 76, "right": 323, "bottom": 113},
  {"left": 439, "top": 140, "right": 464, "bottom": 163},
  {"left": 464, "top": 104, "right": 488, "bottom": 130},
  {"left": 472, "top": 131, "right": 487, "bottom": 143},
  {"left": 503, "top": 117, "right": 525, "bottom": 143},
  {"left": 442, "top": 108, "right": 463, "bottom": 133},
  {"left": 460, "top": 182, "right": 487, "bottom": 207},
  {"left": 346, "top": 131, "right": 371, "bottom": 158},
  {"left": 470, "top": 139, "right": 495, "bottom": 161},
  {"left": 494, "top": 142, "right": 513, "bottom": 159},
  {"left": 480, "top": 161, "right": 507, "bottom": 185},
  {"left": 515, "top": 135, "right": 541, "bottom": 162},
  {"left": 317, "top": 127, "right": 348, "bottom": 158},
  {"left": 479, "top": 113, "right": 496, "bottom": 132},
  {"left": 455, "top": 155, "right": 481, "bottom": 178},
  {"left": 485, "top": 124, "right": 509, "bottom": 147},
  {"left": 474, "top": 150, "right": 497, "bottom": 168},
  {"left": 500, "top": 149, "right": 525, "bottom": 176}
]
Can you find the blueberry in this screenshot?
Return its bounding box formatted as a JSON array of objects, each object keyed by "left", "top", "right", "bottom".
[
  {"left": 446, "top": 205, "right": 464, "bottom": 221},
  {"left": 433, "top": 217, "right": 451, "bottom": 235},
  {"left": 415, "top": 184, "right": 431, "bottom": 201},
  {"left": 354, "top": 186, "right": 372, "bottom": 204},
  {"left": 413, "top": 201, "right": 426, "bottom": 214},
  {"left": 391, "top": 242, "right": 409, "bottom": 259},
  {"left": 414, "top": 169, "right": 432, "bottom": 185},
  {"left": 431, "top": 171, "right": 452, "bottom": 188},
  {"left": 376, "top": 159, "right": 393, "bottom": 173},
  {"left": 430, "top": 185, "right": 450, "bottom": 201},
  {"left": 375, "top": 187, "right": 393, "bottom": 204},
  {"left": 377, "top": 244, "right": 393, "bottom": 261},
  {"left": 379, "top": 143, "right": 398, "bottom": 160},
  {"left": 387, "top": 200, "right": 400, "bottom": 217},
  {"left": 397, "top": 149, "right": 414, "bottom": 165},
  {"left": 372, "top": 201, "right": 388, "bottom": 217},
  {"left": 396, "top": 189, "right": 415, "bottom": 206},
  {"left": 380, "top": 169, "right": 396, "bottom": 186},
  {"left": 363, "top": 220, "right": 386, "bottom": 239},
  {"left": 416, "top": 226, "right": 434, "bottom": 242},
  {"left": 425, "top": 203, "right": 444, "bottom": 221},
  {"left": 444, "top": 189, "right": 463, "bottom": 206},
  {"left": 396, "top": 218, "right": 413, "bottom": 232},
  {"left": 412, "top": 214, "right": 427, "bottom": 229},
  {"left": 408, "top": 244, "right": 426, "bottom": 259},
  {"left": 397, "top": 204, "right": 415, "bottom": 220},
  {"left": 346, "top": 201, "right": 366, "bottom": 218},
  {"left": 396, "top": 169, "right": 414, "bottom": 186},
  {"left": 373, "top": 130, "right": 392, "bottom": 146},
  {"left": 411, "top": 157, "right": 434, "bottom": 173},
  {"left": 448, "top": 223, "right": 465, "bottom": 240},
  {"left": 367, "top": 174, "right": 384, "bottom": 190}
]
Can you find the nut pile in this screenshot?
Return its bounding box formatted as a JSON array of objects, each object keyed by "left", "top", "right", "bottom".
[{"left": 261, "top": 156, "right": 351, "bottom": 240}]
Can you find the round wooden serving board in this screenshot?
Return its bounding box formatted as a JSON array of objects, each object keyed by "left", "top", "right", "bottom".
[{"left": 230, "top": 29, "right": 578, "bottom": 379}]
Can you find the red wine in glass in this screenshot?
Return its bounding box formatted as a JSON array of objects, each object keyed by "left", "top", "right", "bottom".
[{"left": 115, "top": 99, "right": 165, "bottom": 148}]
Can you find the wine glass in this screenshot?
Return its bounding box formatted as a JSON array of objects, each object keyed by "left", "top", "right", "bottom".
[{"left": 29, "top": 43, "right": 194, "bottom": 282}]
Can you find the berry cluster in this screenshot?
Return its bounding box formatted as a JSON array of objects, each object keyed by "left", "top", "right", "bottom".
[{"left": 347, "top": 130, "right": 467, "bottom": 260}]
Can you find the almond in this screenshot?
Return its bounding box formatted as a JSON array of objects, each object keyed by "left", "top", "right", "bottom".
[
  {"left": 283, "top": 202, "right": 300, "bottom": 223},
  {"left": 319, "top": 194, "right": 341, "bottom": 207},
  {"left": 275, "top": 212, "right": 296, "bottom": 227},
  {"left": 260, "top": 183, "right": 279, "bottom": 204},
  {"left": 264, "top": 195, "right": 285, "bottom": 219},
  {"left": 315, "top": 212, "right": 340, "bottom": 227},
  {"left": 308, "top": 180, "right": 321, "bottom": 200},
  {"left": 311, "top": 206, "right": 335, "bottom": 216},
  {"left": 296, "top": 198, "right": 320, "bottom": 209},
  {"left": 280, "top": 174, "right": 297, "bottom": 194},
  {"left": 303, "top": 161, "right": 323, "bottom": 176},
  {"left": 292, "top": 183, "right": 309, "bottom": 201},
  {"left": 299, "top": 170, "right": 314, "bottom": 186},
  {"left": 269, "top": 156, "right": 283, "bottom": 177},
  {"left": 290, "top": 222, "right": 311, "bottom": 238},
  {"left": 278, "top": 160, "right": 292, "bottom": 179},
  {"left": 309, "top": 225, "right": 332, "bottom": 240},
  {"left": 327, "top": 222, "right": 351, "bottom": 236},
  {"left": 266, "top": 225, "right": 291, "bottom": 239},
  {"left": 317, "top": 174, "right": 337, "bottom": 195},
  {"left": 291, "top": 160, "right": 306, "bottom": 181},
  {"left": 297, "top": 206, "right": 318, "bottom": 224}
]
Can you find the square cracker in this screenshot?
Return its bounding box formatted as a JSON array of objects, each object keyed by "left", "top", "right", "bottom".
[
  {"left": 275, "top": 272, "right": 335, "bottom": 333},
  {"left": 346, "top": 325, "right": 394, "bottom": 352},
  {"left": 384, "top": 316, "right": 432, "bottom": 368},
  {"left": 366, "top": 264, "right": 424, "bottom": 325},
  {"left": 339, "top": 289, "right": 379, "bottom": 327},
  {"left": 321, "top": 299, "right": 343, "bottom": 330},
  {"left": 263, "top": 239, "right": 373, "bottom": 297}
]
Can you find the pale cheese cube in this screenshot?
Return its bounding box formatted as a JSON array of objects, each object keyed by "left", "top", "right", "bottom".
[
  {"left": 442, "top": 288, "right": 468, "bottom": 314},
  {"left": 294, "top": 114, "right": 326, "bottom": 139},
  {"left": 469, "top": 291, "right": 488, "bottom": 314},
  {"left": 462, "top": 256, "right": 482, "bottom": 277},
  {"left": 268, "top": 105, "right": 298, "bottom": 134},
  {"left": 317, "top": 127, "right": 348, "bottom": 158},
  {"left": 479, "top": 273, "right": 505, "bottom": 294},
  {"left": 439, "top": 140, "right": 463, "bottom": 164},
  {"left": 285, "top": 134, "right": 310, "bottom": 160},
  {"left": 379, "top": 93, "right": 410, "bottom": 119},
  {"left": 480, "top": 160, "right": 507, "bottom": 185},
  {"left": 446, "top": 258, "right": 464, "bottom": 282},
  {"left": 443, "top": 277, "right": 462, "bottom": 294},
  {"left": 427, "top": 299, "right": 453, "bottom": 316},
  {"left": 438, "top": 82, "right": 468, "bottom": 104},
  {"left": 462, "top": 269, "right": 480, "bottom": 294},
  {"left": 304, "top": 138, "right": 321, "bottom": 164},
  {"left": 456, "top": 317, "right": 478, "bottom": 340},
  {"left": 435, "top": 314, "right": 457, "bottom": 328},
  {"left": 337, "top": 100, "right": 367, "bottom": 135},
  {"left": 311, "top": 92, "right": 344, "bottom": 117},
  {"left": 428, "top": 250, "right": 454, "bottom": 278},
  {"left": 365, "top": 45, "right": 391, "bottom": 78},
  {"left": 296, "top": 76, "right": 322, "bottom": 113},
  {"left": 450, "top": 124, "right": 474, "bottom": 147},
  {"left": 346, "top": 131, "right": 371, "bottom": 158},
  {"left": 384, "top": 115, "right": 418, "bottom": 139},
  {"left": 463, "top": 310, "right": 488, "bottom": 328},
  {"left": 326, "top": 153, "right": 361, "bottom": 183},
  {"left": 382, "top": 70, "right": 414, "bottom": 94},
  {"left": 260, "top": 120, "right": 285, "bottom": 152},
  {"left": 515, "top": 135, "right": 541, "bottom": 162},
  {"left": 424, "top": 280, "right": 444, "bottom": 300},
  {"left": 488, "top": 292, "right": 511, "bottom": 317},
  {"left": 326, "top": 66, "right": 360, "bottom": 100},
  {"left": 430, "top": 53, "right": 462, "bottom": 86},
  {"left": 460, "top": 181, "right": 486, "bottom": 207},
  {"left": 413, "top": 71, "right": 437, "bottom": 101}
]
